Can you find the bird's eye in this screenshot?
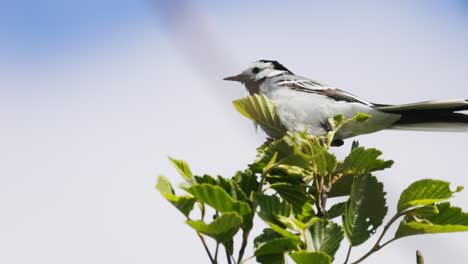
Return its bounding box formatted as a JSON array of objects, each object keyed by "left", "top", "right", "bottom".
[{"left": 252, "top": 67, "right": 260, "bottom": 74}]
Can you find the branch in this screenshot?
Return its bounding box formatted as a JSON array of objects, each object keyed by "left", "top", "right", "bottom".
[
  {"left": 350, "top": 213, "right": 403, "bottom": 264},
  {"left": 344, "top": 245, "right": 352, "bottom": 264},
  {"left": 196, "top": 232, "right": 215, "bottom": 264},
  {"left": 237, "top": 231, "right": 250, "bottom": 264},
  {"left": 416, "top": 250, "right": 424, "bottom": 264},
  {"left": 214, "top": 242, "right": 220, "bottom": 264},
  {"left": 239, "top": 255, "right": 254, "bottom": 264},
  {"left": 225, "top": 247, "right": 233, "bottom": 264}
]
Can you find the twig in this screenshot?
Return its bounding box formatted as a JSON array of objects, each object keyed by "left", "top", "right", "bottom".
[
  {"left": 344, "top": 245, "right": 352, "bottom": 264},
  {"left": 239, "top": 166, "right": 272, "bottom": 263},
  {"left": 320, "top": 185, "right": 330, "bottom": 217},
  {"left": 200, "top": 203, "right": 206, "bottom": 221},
  {"left": 239, "top": 255, "right": 255, "bottom": 264},
  {"left": 313, "top": 174, "right": 325, "bottom": 217},
  {"left": 350, "top": 213, "right": 403, "bottom": 264},
  {"left": 237, "top": 231, "right": 250, "bottom": 264},
  {"left": 197, "top": 232, "right": 215, "bottom": 264},
  {"left": 380, "top": 238, "right": 396, "bottom": 249},
  {"left": 225, "top": 247, "right": 232, "bottom": 264},
  {"left": 214, "top": 243, "right": 220, "bottom": 264},
  {"left": 258, "top": 167, "right": 272, "bottom": 193},
  {"left": 416, "top": 250, "right": 424, "bottom": 264}
]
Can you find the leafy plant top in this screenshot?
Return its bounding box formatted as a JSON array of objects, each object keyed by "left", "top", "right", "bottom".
[{"left": 157, "top": 95, "right": 468, "bottom": 264}]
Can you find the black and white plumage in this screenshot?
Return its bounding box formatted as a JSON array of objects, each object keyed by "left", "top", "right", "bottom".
[{"left": 224, "top": 60, "right": 468, "bottom": 141}]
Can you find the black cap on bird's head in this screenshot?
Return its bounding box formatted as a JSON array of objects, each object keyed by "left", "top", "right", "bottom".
[
  {"left": 257, "top": 60, "right": 293, "bottom": 74},
  {"left": 223, "top": 60, "right": 293, "bottom": 83}
]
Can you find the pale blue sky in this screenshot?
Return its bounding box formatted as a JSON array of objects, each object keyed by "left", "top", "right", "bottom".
[{"left": 1, "top": 1, "right": 468, "bottom": 263}]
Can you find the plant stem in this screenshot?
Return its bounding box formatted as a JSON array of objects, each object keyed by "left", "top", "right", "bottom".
[
  {"left": 239, "top": 255, "right": 254, "bottom": 264},
  {"left": 313, "top": 174, "right": 324, "bottom": 217},
  {"left": 320, "top": 184, "right": 330, "bottom": 217},
  {"left": 197, "top": 232, "right": 215, "bottom": 264},
  {"left": 258, "top": 166, "right": 273, "bottom": 193},
  {"left": 416, "top": 250, "right": 424, "bottom": 264},
  {"left": 200, "top": 203, "right": 206, "bottom": 221},
  {"left": 380, "top": 238, "right": 396, "bottom": 249},
  {"left": 344, "top": 245, "right": 352, "bottom": 264},
  {"left": 225, "top": 247, "right": 232, "bottom": 264},
  {"left": 239, "top": 166, "right": 271, "bottom": 264},
  {"left": 214, "top": 243, "right": 220, "bottom": 264},
  {"left": 237, "top": 231, "right": 249, "bottom": 264},
  {"left": 350, "top": 213, "right": 403, "bottom": 264}
]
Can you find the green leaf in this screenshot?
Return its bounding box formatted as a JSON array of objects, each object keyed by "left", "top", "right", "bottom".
[
  {"left": 352, "top": 113, "right": 371, "bottom": 122},
  {"left": 162, "top": 195, "right": 196, "bottom": 218},
  {"left": 253, "top": 132, "right": 320, "bottom": 173},
  {"left": 193, "top": 174, "right": 249, "bottom": 202},
  {"left": 289, "top": 251, "right": 332, "bottom": 264},
  {"left": 395, "top": 203, "right": 468, "bottom": 239},
  {"left": 186, "top": 212, "right": 242, "bottom": 243},
  {"left": 193, "top": 174, "right": 217, "bottom": 185},
  {"left": 267, "top": 164, "right": 308, "bottom": 186},
  {"left": 233, "top": 94, "right": 286, "bottom": 138},
  {"left": 343, "top": 173, "right": 387, "bottom": 246},
  {"left": 185, "top": 184, "right": 237, "bottom": 212},
  {"left": 328, "top": 174, "right": 354, "bottom": 198},
  {"left": 254, "top": 228, "right": 282, "bottom": 249},
  {"left": 277, "top": 215, "right": 320, "bottom": 232},
  {"left": 253, "top": 193, "right": 292, "bottom": 227},
  {"left": 264, "top": 151, "right": 278, "bottom": 174},
  {"left": 168, "top": 157, "right": 193, "bottom": 182},
  {"left": 271, "top": 164, "right": 308, "bottom": 178},
  {"left": 340, "top": 147, "right": 394, "bottom": 174},
  {"left": 311, "top": 144, "right": 337, "bottom": 176},
  {"left": 156, "top": 175, "right": 174, "bottom": 195},
  {"left": 265, "top": 222, "right": 301, "bottom": 244},
  {"left": 326, "top": 202, "right": 346, "bottom": 219},
  {"left": 253, "top": 228, "right": 302, "bottom": 263},
  {"left": 332, "top": 114, "right": 345, "bottom": 124},
  {"left": 295, "top": 203, "right": 316, "bottom": 223},
  {"left": 233, "top": 169, "right": 259, "bottom": 198},
  {"left": 250, "top": 139, "right": 276, "bottom": 173},
  {"left": 306, "top": 220, "right": 344, "bottom": 257},
  {"left": 216, "top": 175, "right": 248, "bottom": 202},
  {"left": 255, "top": 238, "right": 298, "bottom": 256},
  {"left": 330, "top": 147, "right": 393, "bottom": 198},
  {"left": 397, "top": 179, "right": 463, "bottom": 213},
  {"left": 256, "top": 254, "right": 286, "bottom": 264},
  {"left": 270, "top": 183, "right": 311, "bottom": 213},
  {"left": 156, "top": 176, "right": 196, "bottom": 217},
  {"left": 224, "top": 239, "right": 234, "bottom": 256},
  {"left": 405, "top": 204, "right": 439, "bottom": 218},
  {"left": 185, "top": 184, "right": 252, "bottom": 230}
]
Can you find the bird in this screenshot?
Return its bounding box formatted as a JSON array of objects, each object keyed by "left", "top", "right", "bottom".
[{"left": 224, "top": 60, "right": 468, "bottom": 145}]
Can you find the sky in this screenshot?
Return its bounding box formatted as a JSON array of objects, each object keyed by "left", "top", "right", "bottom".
[{"left": 1, "top": 0, "right": 468, "bottom": 263}]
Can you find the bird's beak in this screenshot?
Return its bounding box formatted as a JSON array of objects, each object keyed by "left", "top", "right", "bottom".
[{"left": 223, "top": 73, "right": 245, "bottom": 82}]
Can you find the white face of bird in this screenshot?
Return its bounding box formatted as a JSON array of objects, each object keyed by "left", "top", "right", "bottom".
[{"left": 223, "top": 60, "right": 293, "bottom": 83}]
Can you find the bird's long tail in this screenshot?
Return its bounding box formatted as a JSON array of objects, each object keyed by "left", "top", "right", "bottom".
[{"left": 376, "top": 99, "right": 468, "bottom": 132}]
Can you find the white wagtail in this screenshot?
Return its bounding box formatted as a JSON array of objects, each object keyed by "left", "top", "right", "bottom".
[{"left": 224, "top": 60, "right": 468, "bottom": 145}]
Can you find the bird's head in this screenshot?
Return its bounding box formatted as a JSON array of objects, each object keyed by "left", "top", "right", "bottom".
[{"left": 223, "top": 60, "right": 293, "bottom": 83}]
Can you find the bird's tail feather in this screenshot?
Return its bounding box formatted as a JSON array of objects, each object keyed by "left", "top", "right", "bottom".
[{"left": 376, "top": 99, "right": 468, "bottom": 132}]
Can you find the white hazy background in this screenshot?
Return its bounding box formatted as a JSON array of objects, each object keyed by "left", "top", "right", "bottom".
[{"left": 1, "top": 0, "right": 467, "bottom": 263}]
